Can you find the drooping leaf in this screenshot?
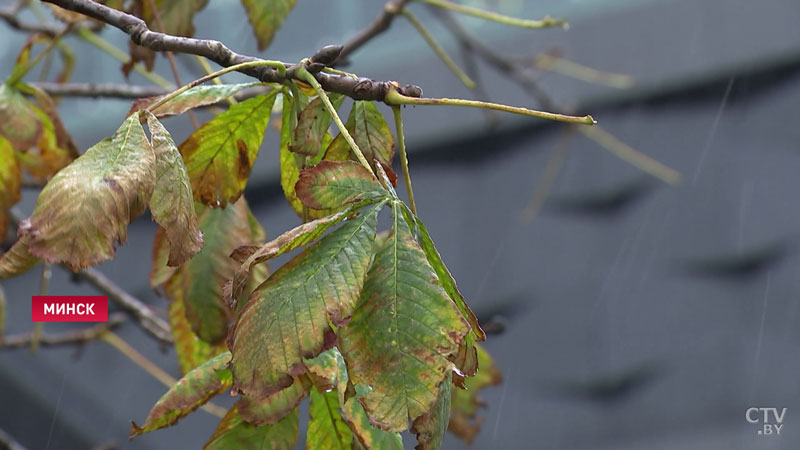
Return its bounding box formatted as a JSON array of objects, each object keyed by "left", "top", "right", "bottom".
[
  {"left": 138, "top": 0, "right": 209, "bottom": 37},
  {"left": 229, "top": 203, "right": 383, "bottom": 398},
  {"left": 411, "top": 372, "right": 452, "bottom": 450},
  {"left": 0, "top": 136, "right": 21, "bottom": 239},
  {"left": 339, "top": 203, "right": 470, "bottom": 432},
  {"left": 204, "top": 406, "right": 298, "bottom": 450},
  {"left": 295, "top": 161, "right": 385, "bottom": 210},
  {"left": 290, "top": 94, "right": 344, "bottom": 157},
  {"left": 237, "top": 376, "right": 310, "bottom": 426},
  {"left": 0, "top": 237, "right": 39, "bottom": 279},
  {"left": 27, "top": 84, "right": 79, "bottom": 161},
  {"left": 145, "top": 111, "right": 203, "bottom": 266},
  {"left": 180, "top": 91, "right": 278, "bottom": 207},
  {"left": 240, "top": 0, "right": 298, "bottom": 51},
  {"left": 325, "top": 101, "right": 394, "bottom": 169},
  {"left": 130, "top": 83, "right": 262, "bottom": 118},
  {"left": 304, "top": 347, "right": 349, "bottom": 402},
  {"left": 161, "top": 198, "right": 264, "bottom": 343},
  {"left": 279, "top": 91, "right": 304, "bottom": 215},
  {"left": 228, "top": 209, "right": 355, "bottom": 303},
  {"left": 130, "top": 351, "right": 232, "bottom": 438},
  {"left": 150, "top": 226, "right": 180, "bottom": 290},
  {"left": 448, "top": 344, "right": 502, "bottom": 444},
  {"left": 341, "top": 398, "right": 404, "bottom": 450},
  {"left": 308, "top": 387, "right": 353, "bottom": 450},
  {"left": 169, "top": 297, "right": 227, "bottom": 375},
  {"left": 18, "top": 114, "right": 155, "bottom": 271},
  {"left": 0, "top": 83, "right": 44, "bottom": 151}
]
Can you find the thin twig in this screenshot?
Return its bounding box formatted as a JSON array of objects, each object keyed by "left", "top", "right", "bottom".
[
  {"left": 0, "top": 313, "right": 125, "bottom": 348},
  {"left": 393, "top": 105, "right": 417, "bottom": 214},
  {"left": 521, "top": 127, "right": 574, "bottom": 221},
  {"left": 0, "top": 5, "right": 62, "bottom": 35},
  {"left": 102, "top": 332, "right": 227, "bottom": 418},
  {"left": 41, "top": 0, "right": 423, "bottom": 102},
  {"left": 75, "top": 267, "right": 173, "bottom": 344},
  {"left": 416, "top": 0, "right": 567, "bottom": 29},
  {"left": 29, "top": 81, "right": 169, "bottom": 98},
  {"left": 337, "top": 0, "right": 412, "bottom": 63}
]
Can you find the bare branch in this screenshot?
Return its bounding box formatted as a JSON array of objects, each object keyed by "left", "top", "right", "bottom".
[
  {"left": 40, "top": 0, "right": 423, "bottom": 101},
  {"left": 0, "top": 313, "right": 125, "bottom": 348},
  {"left": 75, "top": 268, "right": 173, "bottom": 344},
  {"left": 29, "top": 81, "right": 169, "bottom": 98},
  {"left": 337, "top": 0, "right": 412, "bottom": 63},
  {"left": 0, "top": 5, "right": 62, "bottom": 36}
]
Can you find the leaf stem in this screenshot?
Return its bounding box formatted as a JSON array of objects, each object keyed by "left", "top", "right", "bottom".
[
  {"left": 74, "top": 27, "right": 174, "bottom": 89},
  {"left": 294, "top": 64, "right": 377, "bottom": 177},
  {"left": 392, "top": 105, "right": 417, "bottom": 215},
  {"left": 415, "top": 0, "right": 567, "bottom": 29},
  {"left": 195, "top": 56, "right": 237, "bottom": 105},
  {"left": 401, "top": 10, "right": 475, "bottom": 89},
  {"left": 146, "top": 59, "right": 284, "bottom": 113},
  {"left": 384, "top": 88, "right": 596, "bottom": 125}
]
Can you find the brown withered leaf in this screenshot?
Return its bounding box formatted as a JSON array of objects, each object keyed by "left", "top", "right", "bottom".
[
  {"left": 0, "top": 236, "right": 40, "bottom": 280},
  {"left": 237, "top": 376, "right": 310, "bottom": 426},
  {"left": 18, "top": 115, "right": 155, "bottom": 271},
  {"left": 448, "top": 344, "right": 502, "bottom": 444},
  {"left": 0, "top": 136, "right": 21, "bottom": 240}
]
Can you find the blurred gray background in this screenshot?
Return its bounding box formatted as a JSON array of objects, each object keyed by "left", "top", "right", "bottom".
[{"left": 2, "top": 0, "right": 800, "bottom": 448}]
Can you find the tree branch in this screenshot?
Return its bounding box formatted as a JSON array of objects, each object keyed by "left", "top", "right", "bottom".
[
  {"left": 75, "top": 268, "right": 173, "bottom": 344},
  {"left": 0, "top": 3, "right": 62, "bottom": 36},
  {"left": 40, "top": 0, "right": 423, "bottom": 101},
  {"left": 337, "top": 0, "right": 412, "bottom": 64},
  {"left": 0, "top": 313, "right": 125, "bottom": 348},
  {"left": 29, "top": 81, "right": 169, "bottom": 98}
]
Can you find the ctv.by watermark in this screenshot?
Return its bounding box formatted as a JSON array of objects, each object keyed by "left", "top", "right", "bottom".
[{"left": 746, "top": 407, "right": 787, "bottom": 436}]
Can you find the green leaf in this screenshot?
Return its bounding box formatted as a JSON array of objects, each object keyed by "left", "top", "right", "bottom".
[
  {"left": 411, "top": 372, "right": 452, "bottom": 450},
  {"left": 161, "top": 198, "right": 264, "bottom": 343},
  {"left": 296, "top": 160, "right": 386, "bottom": 210},
  {"left": 130, "top": 351, "right": 232, "bottom": 438},
  {"left": 140, "top": 0, "right": 209, "bottom": 37},
  {"left": 308, "top": 387, "right": 353, "bottom": 450},
  {"left": 0, "top": 135, "right": 21, "bottom": 240},
  {"left": 448, "top": 344, "right": 502, "bottom": 444},
  {"left": 229, "top": 203, "right": 383, "bottom": 398},
  {"left": 290, "top": 94, "right": 345, "bottom": 157},
  {"left": 240, "top": 0, "right": 298, "bottom": 51},
  {"left": 0, "top": 83, "right": 41, "bottom": 151},
  {"left": 339, "top": 203, "right": 469, "bottom": 432},
  {"left": 341, "top": 398, "right": 404, "bottom": 450},
  {"left": 204, "top": 406, "right": 298, "bottom": 450},
  {"left": 228, "top": 209, "right": 354, "bottom": 304},
  {"left": 325, "top": 101, "right": 394, "bottom": 169},
  {"left": 237, "top": 376, "right": 310, "bottom": 426},
  {"left": 0, "top": 237, "right": 39, "bottom": 279},
  {"left": 131, "top": 83, "right": 262, "bottom": 118},
  {"left": 169, "top": 297, "right": 228, "bottom": 375},
  {"left": 304, "top": 347, "right": 349, "bottom": 403},
  {"left": 145, "top": 111, "right": 203, "bottom": 266},
  {"left": 180, "top": 92, "right": 278, "bottom": 207},
  {"left": 407, "top": 214, "right": 483, "bottom": 338},
  {"left": 18, "top": 114, "right": 155, "bottom": 271}
]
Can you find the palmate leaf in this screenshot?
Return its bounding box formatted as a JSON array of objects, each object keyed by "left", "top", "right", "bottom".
[
  {"left": 308, "top": 387, "right": 353, "bottom": 450},
  {"left": 325, "top": 101, "right": 395, "bottom": 169},
  {"left": 229, "top": 203, "right": 383, "bottom": 398},
  {"left": 290, "top": 94, "right": 345, "bottom": 157},
  {"left": 169, "top": 297, "right": 227, "bottom": 375},
  {"left": 295, "top": 161, "right": 386, "bottom": 211},
  {"left": 130, "top": 351, "right": 232, "bottom": 438},
  {"left": 18, "top": 114, "right": 155, "bottom": 271},
  {"left": 204, "top": 406, "right": 298, "bottom": 450},
  {"left": 180, "top": 91, "right": 278, "bottom": 207},
  {"left": 228, "top": 208, "right": 356, "bottom": 303},
  {"left": 411, "top": 372, "right": 452, "bottom": 450},
  {"left": 145, "top": 111, "right": 203, "bottom": 267},
  {"left": 241, "top": 0, "right": 297, "bottom": 51},
  {"left": 130, "top": 83, "right": 261, "bottom": 118},
  {"left": 237, "top": 376, "right": 310, "bottom": 426},
  {"left": 0, "top": 135, "right": 21, "bottom": 239},
  {"left": 448, "top": 344, "right": 502, "bottom": 444},
  {"left": 339, "top": 203, "right": 470, "bottom": 432},
  {"left": 159, "top": 198, "right": 265, "bottom": 344}
]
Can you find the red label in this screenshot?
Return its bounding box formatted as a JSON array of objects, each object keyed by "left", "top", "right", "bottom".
[{"left": 32, "top": 296, "right": 108, "bottom": 322}]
